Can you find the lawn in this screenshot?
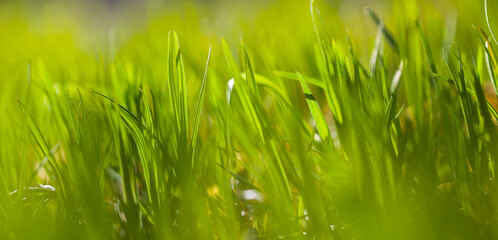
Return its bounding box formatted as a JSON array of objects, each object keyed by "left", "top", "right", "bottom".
[{"left": 1, "top": 0, "right": 498, "bottom": 239}]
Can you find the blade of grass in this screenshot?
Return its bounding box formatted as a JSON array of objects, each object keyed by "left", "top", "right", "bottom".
[
  {"left": 296, "top": 71, "right": 331, "bottom": 144},
  {"left": 191, "top": 45, "right": 212, "bottom": 169}
]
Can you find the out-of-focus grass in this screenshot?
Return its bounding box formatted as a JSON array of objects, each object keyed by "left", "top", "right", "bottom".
[{"left": 2, "top": 0, "right": 498, "bottom": 239}]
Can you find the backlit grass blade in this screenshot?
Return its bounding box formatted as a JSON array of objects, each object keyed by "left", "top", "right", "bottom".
[
  {"left": 369, "top": 24, "right": 384, "bottom": 76},
  {"left": 385, "top": 61, "right": 403, "bottom": 126},
  {"left": 222, "top": 39, "right": 241, "bottom": 76},
  {"left": 167, "top": 31, "right": 189, "bottom": 162},
  {"left": 241, "top": 40, "right": 260, "bottom": 97},
  {"left": 296, "top": 71, "right": 331, "bottom": 143},
  {"left": 191, "top": 45, "right": 212, "bottom": 169}
]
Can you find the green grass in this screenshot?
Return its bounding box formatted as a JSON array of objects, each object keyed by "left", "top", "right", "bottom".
[{"left": 2, "top": 0, "right": 498, "bottom": 239}]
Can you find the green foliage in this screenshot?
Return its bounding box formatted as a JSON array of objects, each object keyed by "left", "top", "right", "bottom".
[{"left": 2, "top": 0, "right": 498, "bottom": 239}]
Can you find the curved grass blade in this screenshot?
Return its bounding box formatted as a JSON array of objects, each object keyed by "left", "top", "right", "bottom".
[
  {"left": 242, "top": 72, "right": 292, "bottom": 108},
  {"left": 485, "top": 0, "right": 498, "bottom": 46},
  {"left": 273, "top": 71, "right": 324, "bottom": 88},
  {"left": 475, "top": 26, "right": 498, "bottom": 94}
]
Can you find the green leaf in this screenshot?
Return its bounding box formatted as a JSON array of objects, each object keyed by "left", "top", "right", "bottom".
[
  {"left": 191, "top": 45, "right": 212, "bottom": 169},
  {"left": 365, "top": 7, "right": 399, "bottom": 54},
  {"left": 217, "top": 163, "right": 260, "bottom": 191},
  {"left": 273, "top": 71, "right": 324, "bottom": 88},
  {"left": 296, "top": 72, "right": 331, "bottom": 143}
]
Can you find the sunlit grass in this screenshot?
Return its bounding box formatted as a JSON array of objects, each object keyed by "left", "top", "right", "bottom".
[{"left": 2, "top": 0, "right": 498, "bottom": 239}]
